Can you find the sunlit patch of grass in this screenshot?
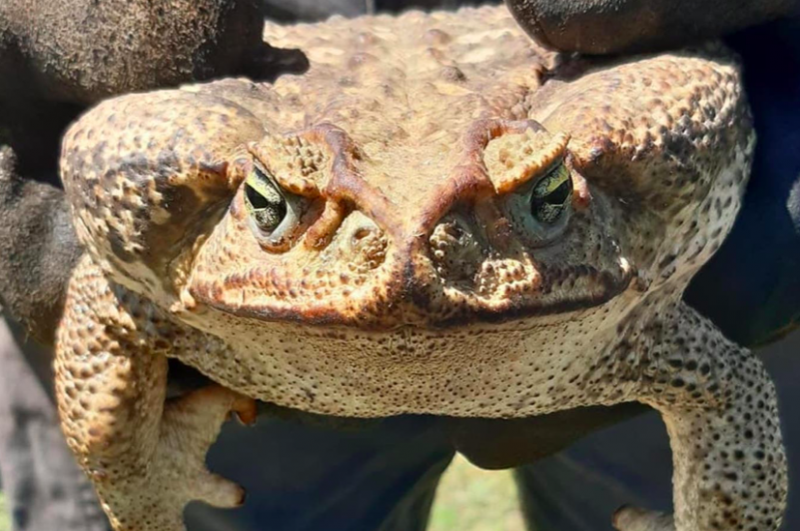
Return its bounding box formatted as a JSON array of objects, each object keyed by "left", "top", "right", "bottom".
[
  {"left": 429, "top": 454, "right": 526, "bottom": 531},
  {"left": 0, "top": 492, "right": 10, "bottom": 531}
]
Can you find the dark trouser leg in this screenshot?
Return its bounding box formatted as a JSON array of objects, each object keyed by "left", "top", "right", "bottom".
[{"left": 185, "top": 415, "right": 454, "bottom": 531}]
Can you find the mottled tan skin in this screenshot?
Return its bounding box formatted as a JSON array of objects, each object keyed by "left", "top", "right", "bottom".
[{"left": 55, "top": 6, "right": 787, "bottom": 531}]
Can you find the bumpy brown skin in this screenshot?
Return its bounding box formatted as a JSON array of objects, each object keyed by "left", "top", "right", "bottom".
[
  {"left": 0, "top": 0, "right": 310, "bottom": 337},
  {"left": 55, "top": 6, "right": 787, "bottom": 531}
]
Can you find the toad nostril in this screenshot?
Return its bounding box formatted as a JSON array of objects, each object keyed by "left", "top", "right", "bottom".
[
  {"left": 429, "top": 215, "right": 483, "bottom": 284},
  {"left": 352, "top": 227, "right": 374, "bottom": 244},
  {"left": 348, "top": 224, "right": 387, "bottom": 272}
]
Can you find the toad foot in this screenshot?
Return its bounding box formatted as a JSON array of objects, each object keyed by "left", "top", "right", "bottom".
[{"left": 97, "top": 386, "right": 256, "bottom": 531}]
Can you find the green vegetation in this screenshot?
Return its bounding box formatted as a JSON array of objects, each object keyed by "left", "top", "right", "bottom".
[
  {"left": 429, "top": 454, "right": 525, "bottom": 531},
  {"left": 0, "top": 492, "right": 9, "bottom": 531}
]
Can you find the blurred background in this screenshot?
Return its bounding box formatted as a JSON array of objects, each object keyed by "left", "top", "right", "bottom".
[{"left": 0, "top": 457, "right": 527, "bottom": 531}]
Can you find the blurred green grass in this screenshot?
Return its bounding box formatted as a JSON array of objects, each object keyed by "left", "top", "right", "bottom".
[
  {"left": 0, "top": 455, "right": 524, "bottom": 531},
  {"left": 430, "top": 454, "right": 526, "bottom": 531},
  {"left": 0, "top": 492, "right": 8, "bottom": 531}
]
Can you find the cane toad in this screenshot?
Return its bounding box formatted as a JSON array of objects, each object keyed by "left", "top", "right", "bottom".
[{"left": 54, "top": 6, "right": 788, "bottom": 531}]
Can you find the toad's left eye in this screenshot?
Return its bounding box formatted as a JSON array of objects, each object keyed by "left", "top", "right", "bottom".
[{"left": 530, "top": 163, "right": 573, "bottom": 225}]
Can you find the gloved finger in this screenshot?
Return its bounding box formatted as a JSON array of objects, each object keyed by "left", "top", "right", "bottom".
[{"left": 505, "top": 0, "right": 799, "bottom": 54}]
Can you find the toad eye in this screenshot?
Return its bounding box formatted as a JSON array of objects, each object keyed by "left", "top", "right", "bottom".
[
  {"left": 530, "top": 163, "right": 573, "bottom": 225},
  {"left": 243, "top": 165, "right": 306, "bottom": 251},
  {"left": 244, "top": 167, "right": 287, "bottom": 234}
]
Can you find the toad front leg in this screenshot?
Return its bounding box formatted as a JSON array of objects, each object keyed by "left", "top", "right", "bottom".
[
  {"left": 606, "top": 303, "right": 787, "bottom": 531},
  {"left": 55, "top": 258, "right": 256, "bottom": 531}
]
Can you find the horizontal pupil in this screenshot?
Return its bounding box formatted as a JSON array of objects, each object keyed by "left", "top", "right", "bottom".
[
  {"left": 245, "top": 178, "right": 287, "bottom": 233},
  {"left": 543, "top": 179, "right": 572, "bottom": 205},
  {"left": 530, "top": 166, "right": 572, "bottom": 225},
  {"left": 246, "top": 184, "right": 270, "bottom": 209}
]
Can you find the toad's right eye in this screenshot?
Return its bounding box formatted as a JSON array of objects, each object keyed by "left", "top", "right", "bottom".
[
  {"left": 244, "top": 167, "right": 287, "bottom": 234},
  {"left": 243, "top": 165, "right": 307, "bottom": 252}
]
